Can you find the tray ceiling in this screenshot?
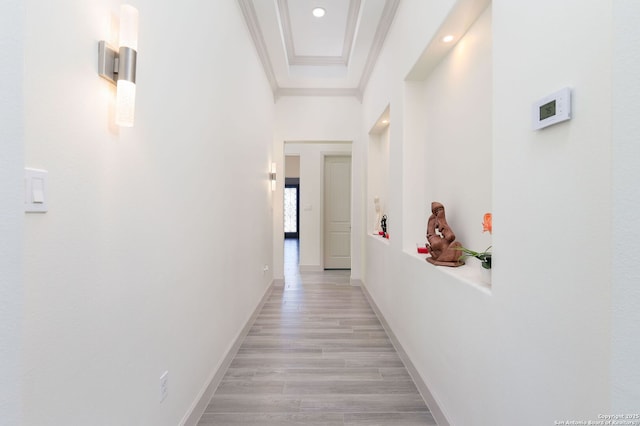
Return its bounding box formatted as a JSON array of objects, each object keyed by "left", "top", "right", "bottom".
[{"left": 238, "top": 0, "right": 400, "bottom": 100}]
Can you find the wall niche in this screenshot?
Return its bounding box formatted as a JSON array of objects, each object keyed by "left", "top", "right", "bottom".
[
  {"left": 403, "top": 2, "right": 493, "bottom": 286},
  {"left": 367, "top": 105, "right": 391, "bottom": 240}
]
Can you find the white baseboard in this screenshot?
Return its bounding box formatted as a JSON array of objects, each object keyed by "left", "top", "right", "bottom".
[
  {"left": 273, "top": 278, "right": 285, "bottom": 286},
  {"left": 350, "top": 278, "right": 364, "bottom": 286},
  {"left": 180, "top": 282, "right": 274, "bottom": 426},
  {"left": 360, "top": 284, "right": 450, "bottom": 426}
]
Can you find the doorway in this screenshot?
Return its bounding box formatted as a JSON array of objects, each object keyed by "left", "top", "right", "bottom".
[
  {"left": 281, "top": 144, "right": 352, "bottom": 274},
  {"left": 284, "top": 179, "right": 299, "bottom": 239}
]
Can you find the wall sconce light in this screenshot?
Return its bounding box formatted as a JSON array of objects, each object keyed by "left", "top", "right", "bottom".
[
  {"left": 269, "top": 163, "right": 277, "bottom": 191},
  {"left": 98, "top": 4, "right": 139, "bottom": 127}
]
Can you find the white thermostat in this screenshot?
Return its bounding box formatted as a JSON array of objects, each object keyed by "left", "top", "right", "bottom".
[{"left": 532, "top": 87, "right": 572, "bottom": 130}]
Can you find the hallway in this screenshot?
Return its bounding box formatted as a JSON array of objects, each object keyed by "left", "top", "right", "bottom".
[{"left": 196, "top": 239, "right": 436, "bottom": 425}]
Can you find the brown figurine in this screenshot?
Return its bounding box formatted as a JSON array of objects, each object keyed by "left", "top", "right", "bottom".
[{"left": 426, "top": 202, "right": 464, "bottom": 267}]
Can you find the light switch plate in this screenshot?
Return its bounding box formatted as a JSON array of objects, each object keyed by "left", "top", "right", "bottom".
[{"left": 25, "top": 168, "right": 48, "bottom": 213}]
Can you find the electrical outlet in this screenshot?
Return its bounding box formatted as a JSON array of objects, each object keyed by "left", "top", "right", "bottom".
[
  {"left": 159, "top": 371, "right": 168, "bottom": 402},
  {"left": 263, "top": 265, "right": 269, "bottom": 273}
]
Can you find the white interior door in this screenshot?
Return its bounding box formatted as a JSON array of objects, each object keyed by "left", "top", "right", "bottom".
[{"left": 324, "top": 155, "right": 351, "bottom": 269}]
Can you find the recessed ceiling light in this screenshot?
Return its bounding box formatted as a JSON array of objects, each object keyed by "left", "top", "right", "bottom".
[
  {"left": 442, "top": 35, "right": 455, "bottom": 43},
  {"left": 312, "top": 7, "right": 326, "bottom": 18}
]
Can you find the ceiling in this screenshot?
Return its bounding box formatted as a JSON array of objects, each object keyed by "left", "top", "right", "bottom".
[{"left": 238, "top": 0, "right": 400, "bottom": 100}]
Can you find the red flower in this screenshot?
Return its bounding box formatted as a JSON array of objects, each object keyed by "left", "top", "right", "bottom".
[{"left": 482, "top": 213, "right": 492, "bottom": 234}]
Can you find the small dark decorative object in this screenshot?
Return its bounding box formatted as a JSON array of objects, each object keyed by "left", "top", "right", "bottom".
[
  {"left": 425, "top": 202, "right": 464, "bottom": 267},
  {"left": 380, "top": 214, "right": 388, "bottom": 238}
]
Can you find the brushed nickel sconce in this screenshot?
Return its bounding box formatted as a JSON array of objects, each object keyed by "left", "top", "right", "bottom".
[
  {"left": 270, "top": 163, "right": 277, "bottom": 191},
  {"left": 98, "top": 5, "right": 139, "bottom": 127}
]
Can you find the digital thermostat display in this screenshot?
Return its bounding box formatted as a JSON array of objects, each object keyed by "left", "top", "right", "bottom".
[
  {"left": 532, "top": 87, "right": 572, "bottom": 130},
  {"left": 539, "top": 100, "right": 556, "bottom": 121}
]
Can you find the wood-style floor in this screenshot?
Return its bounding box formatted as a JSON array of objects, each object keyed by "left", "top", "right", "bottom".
[{"left": 197, "top": 239, "right": 436, "bottom": 425}]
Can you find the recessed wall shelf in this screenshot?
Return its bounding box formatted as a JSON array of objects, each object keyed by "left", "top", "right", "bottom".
[
  {"left": 406, "top": 249, "right": 492, "bottom": 295},
  {"left": 367, "top": 105, "right": 391, "bottom": 236},
  {"left": 401, "top": 2, "right": 493, "bottom": 267}
]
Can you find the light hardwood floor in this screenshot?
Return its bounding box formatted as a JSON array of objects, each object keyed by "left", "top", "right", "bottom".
[{"left": 197, "top": 240, "right": 436, "bottom": 426}]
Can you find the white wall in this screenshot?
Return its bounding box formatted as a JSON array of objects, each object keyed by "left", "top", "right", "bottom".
[
  {"left": 284, "top": 142, "right": 352, "bottom": 270},
  {"left": 20, "top": 1, "right": 274, "bottom": 424},
  {"left": 365, "top": 4, "right": 497, "bottom": 423},
  {"left": 0, "top": 1, "right": 24, "bottom": 424},
  {"left": 492, "top": 0, "right": 612, "bottom": 422},
  {"left": 274, "top": 97, "right": 362, "bottom": 279},
  {"left": 362, "top": 0, "right": 625, "bottom": 424},
  {"left": 612, "top": 0, "right": 640, "bottom": 411}
]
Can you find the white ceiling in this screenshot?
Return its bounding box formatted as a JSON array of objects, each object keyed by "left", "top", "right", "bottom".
[{"left": 238, "top": 0, "right": 400, "bottom": 100}]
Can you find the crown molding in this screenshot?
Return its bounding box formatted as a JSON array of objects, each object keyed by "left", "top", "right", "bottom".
[
  {"left": 277, "top": 0, "right": 297, "bottom": 65},
  {"left": 238, "top": 0, "right": 278, "bottom": 95},
  {"left": 276, "top": 87, "right": 362, "bottom": 101},
  {"left": 358, "top": 0, "right": 400, "bottom": 96},
  {"left": 288, "top": 56, "right": 346, "bottom": 66},
  {"left": 341, "top": 0, "right": 361, "bottom": 66}
]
